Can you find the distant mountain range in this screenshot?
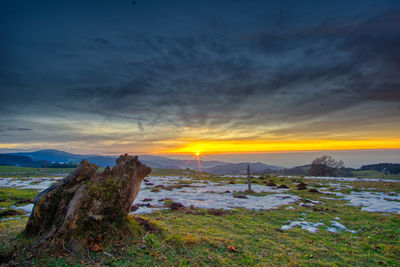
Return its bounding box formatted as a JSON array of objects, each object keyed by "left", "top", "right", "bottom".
[
  {"left": 0, "top": 154, "right": 48, "bottom": 168},
  {"left": 0, "top": 149, "right": 283, "bottom": 174}
]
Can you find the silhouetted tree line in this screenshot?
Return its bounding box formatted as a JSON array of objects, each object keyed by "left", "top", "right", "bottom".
[
  {"left": 281, "top": 155, "right": 353, "bottom": 177},
  {"left": 360, "top": 163, "right": 400, "bottom": 174},
  {"left": 281, "top": 156, "right": 399, "bottom": 177},
  {"left": 42, "top": 162, "right": 78, "bottom": 168},
  {"left": 280, "top": 165, "right": 309, "bottom": 175},
  {"left": 308, "top": 155, "right": 353, "bottom": 177}
]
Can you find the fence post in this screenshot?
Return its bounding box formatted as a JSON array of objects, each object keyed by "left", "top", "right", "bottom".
[{"left": 247, "top": 165, "right": 251, "bottom": 191}]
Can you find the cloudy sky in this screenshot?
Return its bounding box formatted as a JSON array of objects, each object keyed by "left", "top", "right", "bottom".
[{"left": 0, "top": 0, "right": 399, "bottom": 167}]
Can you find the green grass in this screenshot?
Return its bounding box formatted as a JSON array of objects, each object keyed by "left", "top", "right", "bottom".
[
  {"left": 1, "top": 172, "right": 400, "bottom": 265},
  {"left": 0, "top": 165, "right": 202, "bottom": 178},
  {"left": 353, "top": 170, "right": 400, "bottom": 180},
  {"left": 0, "top": 165, "right": 72, "bottom": 177},
  {"left": 151, "top": 168, "right": 199, "bottom": 176},
  {"left": 2, "top": 202, "right": 399, "bottom": 266},
  {"left": 0, "top": 187, "right": 39, "bottom": 208}
]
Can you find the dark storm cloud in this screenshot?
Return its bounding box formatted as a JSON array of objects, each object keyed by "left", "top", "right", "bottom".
[
  {"left": 294, "top": 8, "right": 400, "bottom": 104},
  {"left": 93, "top": 38, "right": 110, "bottom": 45},
  {"left": 0, "top": 0, "right": 399, "bottom": 144}
]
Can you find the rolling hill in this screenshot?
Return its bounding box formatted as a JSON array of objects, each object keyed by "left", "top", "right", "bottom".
[{"left": 3, "top": 149, "right": 283, "bottom": 174}]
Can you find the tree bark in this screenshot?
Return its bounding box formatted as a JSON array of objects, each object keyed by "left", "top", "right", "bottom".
[{"left": 25, "top": 154, "right": 151, "bottom": 243}]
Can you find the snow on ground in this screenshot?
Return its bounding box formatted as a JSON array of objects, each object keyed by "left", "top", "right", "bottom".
[
  {"left": 302, "top": 176, "right": 400, "bottom": 183},
  {"left": 327, "top": 221, "right": 356, "bottom": 233},
  {"left": 132, "top": 177, "right": 299, "bottom": 214},
  {"left": 0, "top": 217, "right": 22, "bottom": 221},
  {"left": 1, "top": 175, "right": 399, "bottom": 217},
  {"left": 332, "top": 191, "right": 400, "bottom": 214},
  {"left": 281, "top": 218, "right": 357, "bottom": 233},
  {"left": 281, "top": 220, "right": 324, "bottom": 233},
  {"left": 13, "top": 204, "right": 34, "bottom": 213},
  {"left": 0, "top": 177, "right": 63, "bottom": 190}
]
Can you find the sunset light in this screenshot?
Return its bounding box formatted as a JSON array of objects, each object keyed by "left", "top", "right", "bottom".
[
  {"left": 1, "top": 1, "right": 400, "bottom": 265},
  {"left": 165, "top": 138, "right": 400, "bottom": 155}
]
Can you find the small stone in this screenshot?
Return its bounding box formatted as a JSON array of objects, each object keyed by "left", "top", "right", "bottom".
[
  {"left": 169, "top": 202, "right": 184, "bottom": 210},
  {"left": 297, "top": 182, "right": 308, "bottom": 190},
  {"left": 309, "top": 188, "right": 320, "bottom": 193}
]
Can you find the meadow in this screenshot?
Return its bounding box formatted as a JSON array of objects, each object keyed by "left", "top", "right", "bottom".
[{"left": 0, "top": 166, "right": 399, "bottom": 266}]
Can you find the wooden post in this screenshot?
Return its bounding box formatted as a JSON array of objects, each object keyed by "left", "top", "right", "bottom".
[{"left": 247, "top": 165, "right": 251, "bottom": 191}]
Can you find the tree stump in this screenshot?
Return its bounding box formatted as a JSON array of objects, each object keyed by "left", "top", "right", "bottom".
[{"left": 24, "top": 154, "right": 151, "bottom": 251}]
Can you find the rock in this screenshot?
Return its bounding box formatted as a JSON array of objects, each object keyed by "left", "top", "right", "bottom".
[
  {"left": 297, "top": 182, "right": 308, "bottom": 190},
  {"left": 309, "top": 188, "right": 320, "bottom": 193},
  {"left": 234, "top": 195, "right": 248, "bottom": 199},
  {"left": 142, "top": 198, "right": 153, "bottom": 202},
  {"left": 158, "top": 198, "right": 172, "bottom": 202},
  {"left": 207, "top": 209, "right": 227, "bottom": 216},
  {"left": 0, "top": 209, "right": 24, "bottom": 217},
  {"left": 168, "top": 202, "right": 184, "bottom": 210},
  {"left": 24, "top": 154, "right": 151, "bottom": 250},
  {"left": 278, "top": 184, "right": 289, "bottom": 189},
  {"left": 266, "top": 180, "right": 276, "bottom": 186}
]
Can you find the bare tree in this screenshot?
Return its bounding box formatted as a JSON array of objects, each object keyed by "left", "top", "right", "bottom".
[{"left": 308, "top": 155, "right": 344, "bottom": 177}]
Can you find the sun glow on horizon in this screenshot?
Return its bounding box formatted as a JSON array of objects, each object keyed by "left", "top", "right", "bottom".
[{"left": 161, "top": 138, "right": 400, "bottom": 155}]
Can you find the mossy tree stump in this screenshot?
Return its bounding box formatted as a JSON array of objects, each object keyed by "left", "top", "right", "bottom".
[{"left": 25, "top": 154, "right": 151, "bottom": 251}]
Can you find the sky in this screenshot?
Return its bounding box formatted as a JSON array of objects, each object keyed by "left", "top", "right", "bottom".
[{"left": 0, "top": 0, "right": 399, "bottom": 167}]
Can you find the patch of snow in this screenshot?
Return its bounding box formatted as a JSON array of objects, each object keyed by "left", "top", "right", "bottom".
[
  {"left": 0, "top": 217, "right": 22, "bottom": 221},
  {"left": 130, "top": 206, "right": 164, "bottom": 214},
  {"left": 340, "top": 191, "right": 400, "bottom": 214},
  {"left": 13, "top": 204, "right": 34, "bottom": 213},
  {"left": 320, "top": 196, "right": 338, "bottom": 200},
  {"left": 281, "top": 221, "right": 324, "bottom": 233},
  {"left": 327, "top": 221, "right": 356, "bottom": 233},
  {"left": 303, "top": 176, "right": 400, "bottom": 183},
  {"left": 133, "top": 176, "right": 300, "bottom": 213},
  {"left": 0, "top": 177, "right": 60, "bottom": 190},
  {"left": 281, "top": 219, "right": 356, "bottom": 234}
]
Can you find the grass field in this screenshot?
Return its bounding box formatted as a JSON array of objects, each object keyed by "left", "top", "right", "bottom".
[
  {"left": 352, "top": 170, "right": 400, "bottom": 180},
  {"left": 1, "top": 198, "right": 399, "bottom": 266},
  {"left": 0, "top": 165, "right": 197, "bottom": 178},
  {"left": 0, "top": 165, "right": 72, "bottom": 177},
  {"left": 1, "top": 169, "right": 400, "bottom": 265}
]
